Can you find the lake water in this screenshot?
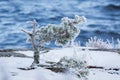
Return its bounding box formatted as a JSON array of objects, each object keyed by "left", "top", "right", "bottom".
[{"left": 0, "top": 0, "right": 120, "bottom": 49}]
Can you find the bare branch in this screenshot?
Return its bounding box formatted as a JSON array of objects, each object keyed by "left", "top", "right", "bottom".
[
  {"left": 21, "top": 29, "right": 32, "bottom": 35},
  {"left": 32, "top": 19, "right": 37, "bottom": 34}
]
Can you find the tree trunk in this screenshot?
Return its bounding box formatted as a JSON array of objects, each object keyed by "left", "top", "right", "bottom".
[
  {"left": 33, "top": 50, "right": 39, "bottom": 64},
  {"left": 30, "top": 34, "right": 40, "bottom": 66}
]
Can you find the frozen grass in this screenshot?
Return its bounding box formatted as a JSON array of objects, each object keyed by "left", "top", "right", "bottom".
[{"left": 86, "top": 36, "right": 120, "bottom": 49}]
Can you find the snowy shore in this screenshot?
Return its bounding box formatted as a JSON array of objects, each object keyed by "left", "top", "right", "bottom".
[{"left": 0, "top": 47, "right": 120, "bottom": 80}]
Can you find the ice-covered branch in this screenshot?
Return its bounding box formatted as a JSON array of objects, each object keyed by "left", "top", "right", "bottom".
[
  {"left": 36, "top": 15, "right": 86, "bottom": 47},
  {"left": 21, "top": 29, "right": 32, "bottom": 35}
]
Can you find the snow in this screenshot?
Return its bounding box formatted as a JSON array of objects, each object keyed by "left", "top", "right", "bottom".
[
  {"left": 86, "top": 51, "right": 120, "bottom": 68},
  {"left": 0, "top": 47, "right": 120, "bottom": 80},
  {"left": 16, "top": 51, "right": 34, "bottom": 57},
  {"left": 40, "top": 47, "right": 120, "bottom": 68},
  {"left": 88, "top": 69, "right": 120, "bottom": 80}
]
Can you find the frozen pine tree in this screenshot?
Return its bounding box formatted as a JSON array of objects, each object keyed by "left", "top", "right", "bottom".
[
  {"left": 55, "top": 56, "right": 88, "bottom": 80},
  {"left": 22, "top": 15, "right": 86, "bottom": 67},
  {"left": 36, "top": 15, "right": 86, "bottom": 46}
]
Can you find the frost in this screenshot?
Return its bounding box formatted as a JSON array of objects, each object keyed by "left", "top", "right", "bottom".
[
  {"left": 86, "top": 37, "right": 120, "bottom": 49},
  {"left": 117, "top": 39, "right": 120, "bottom": 49},
  {"left": 55, "top": 56, "right": 88, "bottom": 80},
  {"left": 86, "top": 37, "right": 114, "bottom": 49},
  {"left": 35, "top": 15, "right": 86, "bottom": 47},
  {"left": 22, "top": 15, "right": 86, "bottom": 66}
]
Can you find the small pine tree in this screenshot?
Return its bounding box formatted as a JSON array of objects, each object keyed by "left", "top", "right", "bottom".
[
  {"left": 57, "top": 56, "right": 88, "bottom": 80},
  {"left": 22, "top": 15, "right": 86, "bottom": 67}
]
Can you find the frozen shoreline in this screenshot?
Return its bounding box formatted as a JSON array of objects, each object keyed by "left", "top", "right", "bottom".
[{"left": 0, "top": 47, "right": 120, "bottom": 80}]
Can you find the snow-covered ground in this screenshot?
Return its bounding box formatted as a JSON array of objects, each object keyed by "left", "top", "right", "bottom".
[{"left": 0, "top": 47, "right": 120, "bottom": 80}]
